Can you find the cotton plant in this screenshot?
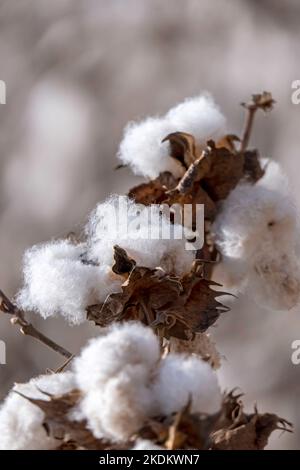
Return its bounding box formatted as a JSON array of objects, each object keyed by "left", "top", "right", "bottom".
[{"left": 0, "top": 91, "right": 295, "bottom": 450}]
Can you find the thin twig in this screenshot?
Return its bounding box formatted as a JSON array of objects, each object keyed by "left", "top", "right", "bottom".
[
  {"left": 0, "top": 289, "right": 73, "bottom": 359},
  {"left": 240, "top": 104, "right": 257, "bottom": 153},
  {"left": 54, "top": 354, "right": 75, "bottom": 373},
  {"left": 240, "top": 91, "right": 275, "bottom": 153},
  {"left": 167, "top": 147, "right": 208, "bottom": 197}
]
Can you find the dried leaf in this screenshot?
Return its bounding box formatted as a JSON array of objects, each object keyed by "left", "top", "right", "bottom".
[
  {"left": 211, "top": 413, "right": 291, "bottom": 450},
  {"left": 162, "top": 131, "right": 202, "bottom": 169},
  {"left": 166, "top": 183, "right": 216, "bottom": 221},
  {"left": 167, "top": 138, "right": 245, "bottom": 203},
  {"left": 15, "top": 389, "right": 108, "bottom": 450},
  {"left": 216, "top": 134, "right": 240, "bottom": 153},
  {"left": 128, "top": 171, "right": 177, "bottom": 205},
  {"left": 211, "top": 391, "right": 292, "bottom": 450},
  {"left": 112, "top": 245, "right": 136, "bottom": 275},
  {"left": 87, "top": 247, "right": 230, "bottom": 340},
  {"left": 199, "top": 140, "right": 245, "bottom": 201}
]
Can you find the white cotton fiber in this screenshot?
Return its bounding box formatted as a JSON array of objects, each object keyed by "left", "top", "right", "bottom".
[
  {"left": 73, "top": 322, "right": 160, "bottom": 441},
  {"left": 16, "top": 240, "right": 122, "bottom": 324},
  {"left": 74, "top": 322, "right": 160, "bottom": 393},
  {"left": 76, "top": 370, "right": 153, "bottom": 442},
  {"left": 118, "top": 94, "right": 226, "bottom": 178},
  {"left": 152, "top": 354, "right": 221, "bottom": 416},
  {"left": 118, "top": 117, "right": 182, "bottom": 179},
  {"left": 86, "top": 196, "right": 194, "bottom": 275},
  {"left": 213, "top": 159, "right": 300, "bottom": 310},
  {"left": 166, "top": 94, "right": 226, "bottom": 145},
  {"left": 0, "top": 372, "right": 75, "bottom": 450}
]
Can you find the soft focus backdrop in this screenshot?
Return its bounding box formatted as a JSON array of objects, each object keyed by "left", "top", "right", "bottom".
[{"left": 0, "top": 0, "right": 300, "bottom": 449}]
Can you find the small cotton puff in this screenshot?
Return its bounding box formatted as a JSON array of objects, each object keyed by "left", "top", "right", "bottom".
[
  {"left": 86, "top": 195, "right": 195, "bottom": 275},
  {"left": 152, "top": 354, "right": 221, "bottom": 416},
  {"left": 16, "top": 240, "right": 122, "bottom": 324},
  {"left": 118, "top": 94, "right": 226, "bottom": 179},
  {"left": 0, "top": 372, "right": 75, "bottom": 450},
  {"left": 213, "top": 159, "right": 300, "bottom": 310}
]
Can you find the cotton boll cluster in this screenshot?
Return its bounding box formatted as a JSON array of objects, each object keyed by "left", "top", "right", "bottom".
[
  {"left": 72, "top": 322, "right": 221, "bottom": 442},
  {"left": 118, "top": 94, "right": 226, "bottom": 179},
  {"left": 0, "top": 372, "right": 75, "bottom": 450},
  {"left": 213, "top": 159, "right": 300, "bottom": 310},
  {"left": 86, "top": 195, "right": 194, "bottom": 275},
  {"left": 16, "top": 240, "right": 122, "bottom": 324}
]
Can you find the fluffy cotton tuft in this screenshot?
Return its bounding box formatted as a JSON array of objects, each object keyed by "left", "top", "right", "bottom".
[
  {"left": 0, "top": 372, "right": 75, "bottom": 450},
  {"left": 74, "top": 322, "right": 160, "bottom": 392},
  {"left": 118, "top": 94, "right": 226, "bottom": 179},
  {"left": 86, "top": 195, "right": 194, "bottom": 275},
  {"left": 213, "top": 159, "right": 300, "bottom": 310},
  {"left": 16, "top": 240, "right": 122, "bottom": 324},
  {"left": 152, "top": 354, "right": 221, "bottom": 416},
  {"left": 73, "top": 323, "right": 220, "bottom": 442},
  {"left": 76, "top": 373, "right": 153, "bottom": 442},
  {"left": 166, "top": 94, "right": 226, "bottom": 144},
  {"left": 73, "top": 322, "right": 160, "bottom": 441},
  {"left": 118, "top": 117, "right": 181, "bottom": 179}
]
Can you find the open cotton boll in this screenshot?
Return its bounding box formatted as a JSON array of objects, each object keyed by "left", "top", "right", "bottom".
[
  {"left": 16, "top": 240, "right": 122, "bottom": 325},
  {"left": 166, "top": 94, "right": 226, "bottom": 146},
  {"left": 152, "top": 354, "right": 221, "bottom": 416},
  {"left": 118, "top": 116, "right": 183, "bottom": 179},
  {"left": 73, "top": 323, "right": 159, "bottom": 441},
  {"left": 214, "top": 186, "right": 298, "bottom": 261},
  {"left": 0, "top": 372, "right": 75, "bottom": 450},
  {"left": 86, "top": 196, "right": 194, "bottom": 275},
  {"left": 118, "top": 94, "right": 226, "bottom": 179},
  {"left": 74, "top": 322, "right": 160, "bottom": 393},
  {"left": 213, "top": 162, "right": 300, "bottom": 309}
]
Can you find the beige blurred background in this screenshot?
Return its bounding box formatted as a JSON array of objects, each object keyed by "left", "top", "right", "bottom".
[{"left": 0, "top": 0, "right": 300, "bottom": 449}]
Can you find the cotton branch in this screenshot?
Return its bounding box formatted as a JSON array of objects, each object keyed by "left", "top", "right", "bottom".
[
  {"left": 240, "top": 91, "right": 275, "bottom": 153},
  {"left": 0, "top": 289, "right": 73, "bottom": 359}
]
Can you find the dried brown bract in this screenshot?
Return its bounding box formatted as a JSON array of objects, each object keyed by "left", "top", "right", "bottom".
[{"left": 87, "top": 246, "right": 230, "bottom": 340}]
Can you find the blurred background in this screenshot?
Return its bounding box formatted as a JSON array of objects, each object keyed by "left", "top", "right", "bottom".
[{"left": 0, "top": 0, "right": 300, "bottom": 449}]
